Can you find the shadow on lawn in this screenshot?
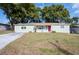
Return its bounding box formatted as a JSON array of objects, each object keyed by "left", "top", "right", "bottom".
[{"left": 48, "top": 41, "right": 74, "bottom": 55}]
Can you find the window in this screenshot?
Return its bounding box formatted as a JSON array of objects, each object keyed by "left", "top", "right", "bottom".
[
  {"left": 38, "top": 26, "right": 43, "bottom": 29},
  {"left": 60, "top": 25, "right": 64, "bottom": 28},
  {"left": 37, "top": 26, "right": 48, "bottom": 29},
  {"left": 21, "top": 26, "right": 26, "bottom": 29}
]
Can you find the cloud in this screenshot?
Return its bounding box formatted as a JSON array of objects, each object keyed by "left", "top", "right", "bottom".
[
  {"left": 72, "top": 3, "right": 79, "bottom": 9},
  {"left": 72, "top": 3, "right": 79, "bottom": 16}
]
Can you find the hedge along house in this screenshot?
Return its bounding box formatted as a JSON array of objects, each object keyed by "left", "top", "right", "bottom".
[{"left": 15, "top": 23, "right": 70, "bottom": 33}]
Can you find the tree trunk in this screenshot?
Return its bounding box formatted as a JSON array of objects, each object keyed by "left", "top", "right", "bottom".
[
  {"left": 8, "top": 17, "right": 14, "bottom": 30},
  {"left": 10, "top": 20, "right": 14, "bottom": 30}
]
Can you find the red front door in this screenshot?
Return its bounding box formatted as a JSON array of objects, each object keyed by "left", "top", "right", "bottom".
[{"left": 48, "top": 26, "right": 51, "bottom": 32}]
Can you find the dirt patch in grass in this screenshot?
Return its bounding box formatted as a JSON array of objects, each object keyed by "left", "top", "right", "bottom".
[{"left": 0, "top": 33, "right": 79, "bottom": 55}]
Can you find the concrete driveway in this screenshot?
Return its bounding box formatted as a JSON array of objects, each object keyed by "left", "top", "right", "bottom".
[{"left": 0, "top": 32, "right": 24, "bottom": 49}]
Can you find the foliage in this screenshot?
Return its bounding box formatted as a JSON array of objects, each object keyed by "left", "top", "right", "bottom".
[
  {"left": 52, "top": 31, "right": 56, "bottom": 33},
  {"left": 72, "top": 17, "right": 79, "bottom": 24},
  {"left": 42, "top": 4, "right": 70, "bottom": 23},
  {"left": 0, "top": 3, "right": 40, "bottom": 29},
  {"left": 0, "top": 3, "right": 78, "bottom": 30}
]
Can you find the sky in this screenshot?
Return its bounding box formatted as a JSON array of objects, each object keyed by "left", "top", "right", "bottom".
[{"left": 0, "top": 3, "right": 79, "bottom": 24}]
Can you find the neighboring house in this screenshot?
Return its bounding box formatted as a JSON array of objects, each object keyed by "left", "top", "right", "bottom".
[
  {"left": 0, "top": 23, "right": 10, "bottom": 31},
  {"left": 77, "top": 19, "right": 79, "bottom": 24},
  {"left": 72, "top": 19, "right": 79, "bottom": 24},
  {"left": 70, "top": 24, "right": 79, "bottom": 34},
  {"left": 15, "top": 23, "right": 70, "bottom": 33}
]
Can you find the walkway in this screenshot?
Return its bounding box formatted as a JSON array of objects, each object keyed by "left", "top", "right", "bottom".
[{"left": 0, "top": 32, "right": 24, "bottom": 49}]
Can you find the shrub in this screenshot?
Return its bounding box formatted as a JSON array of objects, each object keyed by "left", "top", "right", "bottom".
[
  {"left": 29, "top": 31, "right": 32, "bottom": 33},
  {"left": 52, "top": 31, "right": 56, "bottom": 33}
]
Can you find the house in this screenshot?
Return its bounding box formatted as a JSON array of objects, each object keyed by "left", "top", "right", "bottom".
[
  {"left": 77, "top": 19, "right": 79, "bottom": 24},
  {"left": 70, "top": 24, "right": 79, "bottom": 34},
  {"left": 0, "top": 23, "right": 10, "bottom": 31},
  {"left": 72, "top": 19, "right": 79, "bottom": 24},
  {"left": 15, "top": 23, "right": 70, "bottom": 33}
]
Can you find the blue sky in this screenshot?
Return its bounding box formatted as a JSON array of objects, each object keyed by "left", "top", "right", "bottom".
[
  {"left": 0, "top": 3, "right": 79, "bottom": 24},
  {"left": 0, "top": 9, "right": 9, "bottom": 24}
]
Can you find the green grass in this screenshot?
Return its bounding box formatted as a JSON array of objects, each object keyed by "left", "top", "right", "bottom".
[
  {"left": 0, "top": 30, "right": 13, "bottom": 35},
  {"left": 0, "top": 33, "right": 79, "bottom": 55}
]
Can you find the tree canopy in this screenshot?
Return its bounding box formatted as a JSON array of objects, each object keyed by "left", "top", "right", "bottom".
[
  {"left": 0, "top": 3, "right": 40, "bottom": 29},
  {"left": 0, "top": 3, "right": 78, "bottom": 29},
  {"left": 42, "top": 4, "right": 70, "bottom": 23}
]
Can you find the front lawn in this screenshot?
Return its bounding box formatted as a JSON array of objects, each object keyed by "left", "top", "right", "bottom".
[
  {"left": 0, "top": 30, "right": 13, "bottom": 35},
  {"left": 0, "top": 33, "right": 79, "bottom": 55}
]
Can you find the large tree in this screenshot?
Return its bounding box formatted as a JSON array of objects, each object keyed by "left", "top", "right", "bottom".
[
  {"left": 42, "top": 4, "right": 70, "bottom": 23},
  {"left": 0, "top": 3, "right": 39, "bottom": 29},
  {"left": 0, "top": 3, "right": 72, "bottom": 30},
  {"left": 17, "top": 3, "right": 40, "bottom": 23},
  {"left": 0, "top": 3, "right": 17, "bottom": 30}
]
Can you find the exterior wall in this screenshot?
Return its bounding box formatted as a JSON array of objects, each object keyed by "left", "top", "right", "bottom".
[
  {"left": 36, "top": 29, "right": 48, "bottom": 32},
  {"left": 15, "top": 24, "right": 70, "bottom": 33},
  {"left": 0, "top": 26, "right": 7, "bottom": 31},
  {"left": 77, "top": 19, "right": 79, "bottom": 24},
  {"left": 15, "top": 26, "right": 35, "bottom": 32},
  {"left": 15, "top": 25, "right": 49, "bottom": 32},
  {"left": 51, "top": 25, "right": 70, "bottom": 33}
]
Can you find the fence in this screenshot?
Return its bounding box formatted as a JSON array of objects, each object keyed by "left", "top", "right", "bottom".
[{"left": 70, "top": 27, "right": 79, "bottom": 34}]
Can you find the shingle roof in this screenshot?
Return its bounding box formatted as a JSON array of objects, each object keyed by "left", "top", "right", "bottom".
[{"left": 15, "top": 23, "right": 70, "bottom": 26}]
